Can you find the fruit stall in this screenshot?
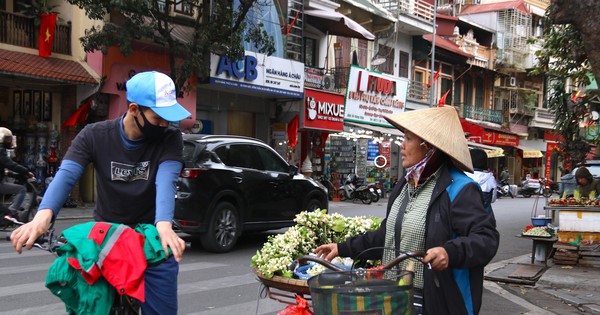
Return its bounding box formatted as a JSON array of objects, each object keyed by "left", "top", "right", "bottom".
[{"left": 545, "top": 193, "right": 600, "bottom": 267}]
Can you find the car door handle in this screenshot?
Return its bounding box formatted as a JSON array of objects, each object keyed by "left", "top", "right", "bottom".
[{"left": 233, "top": 176, "right": 243, "bottom": 183}]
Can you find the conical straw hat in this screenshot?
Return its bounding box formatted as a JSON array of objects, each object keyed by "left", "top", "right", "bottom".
[{"left": 384, "top": 106, "right": 473, "bottom": 172}]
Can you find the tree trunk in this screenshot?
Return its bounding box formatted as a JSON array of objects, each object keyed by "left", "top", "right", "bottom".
[{"left": 551, "top": 0, "right": 600, "bottom": 83}]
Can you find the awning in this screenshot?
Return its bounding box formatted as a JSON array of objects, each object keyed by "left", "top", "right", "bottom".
[
  {"left": 346, "top": 121, "right": 403, "bottom": 137},
  {"left": 467, "top": 141, "right": 504, "bottom": 158},
  {"left": 517, "top": 146, "right": 543, "bottom": 158},
  {"left": 0, "top": 48, "right": 99, "bottom": 85},
  {"left": 304, "top": 9, "right": 375, "bottom": 40},
  {"left": 518, "top": 140, "right": 546, "bottom": 158},
  {"left": 339, "top": 0, "right": 396, "bottom": 22}
]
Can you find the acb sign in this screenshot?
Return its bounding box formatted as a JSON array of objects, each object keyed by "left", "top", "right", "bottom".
[{"left": 215, "top": 55, "right": 258, "bottom": 81}]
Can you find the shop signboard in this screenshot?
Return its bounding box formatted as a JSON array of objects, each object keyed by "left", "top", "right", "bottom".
[
  {"left": 367, "top": 140, "right": 379, "bottom": 161},
  {"left": 304, "top": 67, "right": 325, "bottom": 90},
  {"left": 345, "top": 65, "right": 409, "bottom": 127},
  {"left": 482, "top": 131, "right": 519, "bottom": 146},
  {"left": 209, "top": 51, "right": 304, "bottom": 98},
  {"left": 301, "top": 88, "right": 344, "bottom": 131}
]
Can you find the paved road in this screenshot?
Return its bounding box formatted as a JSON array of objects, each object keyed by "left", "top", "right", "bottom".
[{"left": 0, "top": 195, "right": 586, "bottom": 314}]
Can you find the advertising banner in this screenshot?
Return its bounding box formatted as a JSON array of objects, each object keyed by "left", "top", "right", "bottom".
[
  {"left": 345, "top": 65, "right": 409, "bottom": 127},
  {"left": 482, "top": 131, "right": 519, "bottom": 146},
  {"left": 301, "top": 88, "right": 345, "bottom": 131}
]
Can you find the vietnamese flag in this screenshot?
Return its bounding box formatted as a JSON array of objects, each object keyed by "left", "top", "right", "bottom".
[
  {"left": 62, "top": 100, "right": 91, "bottom": 129},
  {"left": 427, "top": 66, "right": 441, "bottom": 88},
  {"left": 39, "top": 13, "right": 57, "bottom": 58},
  {"left": 287, "top": 114, "right": 299, "bottom": 148},
  {"left": 438, "top": 89, "right": 451, "bottom": 106}
]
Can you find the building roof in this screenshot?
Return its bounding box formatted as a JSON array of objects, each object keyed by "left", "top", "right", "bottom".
[
  {"left": 0, "top": 48, "right": 98, "bottom": 85},
  {"left": 422, "top": 34, "right": 473, "bottom": 58},
  {"left": 459, "top": 0, "right": 530, "bottom": 15}
]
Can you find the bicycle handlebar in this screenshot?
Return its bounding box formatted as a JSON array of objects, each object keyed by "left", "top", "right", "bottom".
[{"left": 296, "top": 251, "right": 427, "bottom": 272}]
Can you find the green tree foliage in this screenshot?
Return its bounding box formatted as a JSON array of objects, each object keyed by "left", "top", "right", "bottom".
[
  {"left": 531, "top": 17, "right": 591, "bottom": 164},
  {"left": 67, "top": 0, "right": 276, "bottom": 93}
]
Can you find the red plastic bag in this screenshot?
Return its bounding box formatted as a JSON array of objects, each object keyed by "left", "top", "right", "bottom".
[{"left": 277, "top": 295, "right": 313, "bottom": 315}]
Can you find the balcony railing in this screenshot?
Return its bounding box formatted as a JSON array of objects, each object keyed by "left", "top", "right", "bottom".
[
  {"left": 463, "top": 106, "right": 504, "bottom": 125},
  {"left": 376, "top": 0, "right": 434, "bottom": 22},
  {"left": 407, "top": 80, "right": 431, "bottom": 104},
  {"left": 0, "top": 11, "right": 71, "bottom": 55}
]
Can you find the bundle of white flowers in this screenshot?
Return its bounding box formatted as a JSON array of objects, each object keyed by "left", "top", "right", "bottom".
[{"left": 251, "top": 209, "right": 382, "bottom": 278}]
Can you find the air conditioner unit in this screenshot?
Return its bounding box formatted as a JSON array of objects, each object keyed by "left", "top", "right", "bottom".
[{"left": 323, "top": 75, "right": 336, "bottom": 91}]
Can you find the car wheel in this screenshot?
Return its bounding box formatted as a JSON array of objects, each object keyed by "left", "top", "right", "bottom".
[
  {"left": 304, "top": 198, "right": 324, "bottom": 212},
  {"left": 200, "top": 201, "right": 240, "bottom": 253}
]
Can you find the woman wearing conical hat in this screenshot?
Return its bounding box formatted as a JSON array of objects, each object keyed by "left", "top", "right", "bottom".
[{"left": 315, "top": 106, "right": 499, "bottom": 315}]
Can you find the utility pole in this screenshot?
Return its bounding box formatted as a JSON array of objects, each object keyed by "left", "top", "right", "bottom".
[{"left": 429, "top": 0, "right": 438, "bottom": 107}]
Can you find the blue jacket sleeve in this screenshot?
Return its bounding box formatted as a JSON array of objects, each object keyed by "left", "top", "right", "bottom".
[
  {"left": 154, "top": 160, "right": 182, "bottom": 224},
  {"left": 39, "top": 160, "right": 85, "bottom": 217}
]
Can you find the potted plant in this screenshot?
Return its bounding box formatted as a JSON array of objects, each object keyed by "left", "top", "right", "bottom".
[{"left": 19, "top": 0, "right": 60, "bottom": 25}]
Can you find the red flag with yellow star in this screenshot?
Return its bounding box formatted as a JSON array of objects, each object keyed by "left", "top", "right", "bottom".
[{"left": 39, "top": 13, "right": 57, "bottom": 58}]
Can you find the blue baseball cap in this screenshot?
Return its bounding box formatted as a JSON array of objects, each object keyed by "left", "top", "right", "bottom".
[{"left": 126, "top": 71, "right": 191, "bottom": 122}]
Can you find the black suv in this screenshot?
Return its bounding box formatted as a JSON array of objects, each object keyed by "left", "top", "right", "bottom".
[{"left": 174, "top": 134, "right": 329, "bottom": 252}]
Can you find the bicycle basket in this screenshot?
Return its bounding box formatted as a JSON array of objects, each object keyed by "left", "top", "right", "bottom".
[{"left": 307, "top": 269, "right": 414, "bottom": 315}]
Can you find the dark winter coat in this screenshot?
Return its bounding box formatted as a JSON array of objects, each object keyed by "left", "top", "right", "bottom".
[
  {"left": 337, "top": 163, "right": 499, "bottom": 315},
  {"left": 0, "top": 146, "right": 29, "bottom": 182}
]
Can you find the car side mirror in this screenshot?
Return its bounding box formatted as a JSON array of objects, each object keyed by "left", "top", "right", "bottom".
[{"left": 288, "top": 165, "right": 298, "bottom": 176}]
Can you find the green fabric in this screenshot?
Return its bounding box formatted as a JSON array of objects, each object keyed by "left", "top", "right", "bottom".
[
  {"left": 45, "top": 222, "right": 168, "bottom": 315},
  {"left": 46, "top": 253, "right": 113, "bottom": 315}
]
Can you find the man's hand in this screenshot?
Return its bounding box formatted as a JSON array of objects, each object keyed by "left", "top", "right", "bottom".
[
  {"left": 156, "top": 221, "right": 185, "bottom": 262},
  {"left": 10, "top": 209, "right": 53, "bottom": 254},
  {"left": 422, "top": 246, "right": 449, "bottom": 271},
  {"left": 313, "top": 243, "right": 338, "bottom": 261}
]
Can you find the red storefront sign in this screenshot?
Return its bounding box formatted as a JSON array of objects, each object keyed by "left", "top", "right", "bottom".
[
  {"left": 482, "top": 131, "right": 519, "bottom": 146},
  {"left": 545, "top": 142, "right": 561, "bottom": 178},
  {"left": 301, "top": 88, "right": 345, "bottom": 131}
]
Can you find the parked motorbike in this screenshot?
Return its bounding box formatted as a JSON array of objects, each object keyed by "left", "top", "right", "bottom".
[
  {"left": 496, "top": 179, "right": 514, "bottom": 198},
  {"left": 340, "top": 174, "right": 372, "bottom": 204},
  {"left": 518, "top": 178, "right": 548, "bottom": 198},
  {"left": 540, "top": 178, "right": 559, "bottom": 197},
  {"left": 366, "top": 182, "right": 383, "bottom": 203}
]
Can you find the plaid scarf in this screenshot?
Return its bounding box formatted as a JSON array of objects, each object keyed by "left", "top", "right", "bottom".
[{"left": 404, "top": 148, "right": 436, "bottom": 188}]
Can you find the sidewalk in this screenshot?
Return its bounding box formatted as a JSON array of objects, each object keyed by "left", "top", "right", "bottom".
[{"left": 486, "top": 254, "right": 600, "bottom": 314}]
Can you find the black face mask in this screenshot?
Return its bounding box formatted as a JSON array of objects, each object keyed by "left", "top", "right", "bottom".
[{"left": 134, "top": 108, "right": 167, "bottom": 140}]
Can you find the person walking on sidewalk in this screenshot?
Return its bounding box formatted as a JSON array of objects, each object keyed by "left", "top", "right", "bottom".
[
  {"left": 314, "top": 106, "right": 499, "bottom": 315},
  {"left": 0, "top": 127, "right": 34, "bottom": 223},
  {"left": 10, "top": 71, "right": 191, "bottom": 315}
]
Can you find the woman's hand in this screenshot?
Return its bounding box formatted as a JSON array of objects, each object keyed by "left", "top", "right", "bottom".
[
  {"left": 422, "top": 246, "right": 449, "bottom": 270},
  {"left": 313, "top": 243, "right": 338, "bottom": 261},
  {"left": 10, "top": 209, "right": 53, "bottom": 254},
  {"left": 156, "top": 221, "right": 186, "bottom": 262}
]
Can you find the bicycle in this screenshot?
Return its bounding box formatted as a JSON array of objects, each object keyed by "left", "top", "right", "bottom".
[{"left": 8, "top": 225, "right": 141, "bottom": 315}]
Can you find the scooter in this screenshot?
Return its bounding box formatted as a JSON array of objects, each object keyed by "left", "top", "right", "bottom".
[
  {"left": 519, "top": 178, "right": 544, "bottom": 198},
  {"left": 340, "top": 174, "right": 372, "bottom": 204},
  {"left": 540, "top": 178, "right": 558, "bottom": 197},
  {"left": 366, "top": 182, "right": 383, "bottom": 203},
  {"left": 1, "top": 171, "right": 40, "bottom": 228},
  {"left": 496, "top": 179, "right": 514, "bottom": 198}
]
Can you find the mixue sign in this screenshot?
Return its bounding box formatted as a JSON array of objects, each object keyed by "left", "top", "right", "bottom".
[
  {"left": 301, "top": 88, "right": 344, "bottom": 131},
  {"left": 345, "top": 65, "right": 409, "bottom": 127}
]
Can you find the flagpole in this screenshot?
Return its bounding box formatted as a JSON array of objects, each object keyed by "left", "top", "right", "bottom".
[{"left": 429, "top": 0, "right": 437, "bottom": 107}]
